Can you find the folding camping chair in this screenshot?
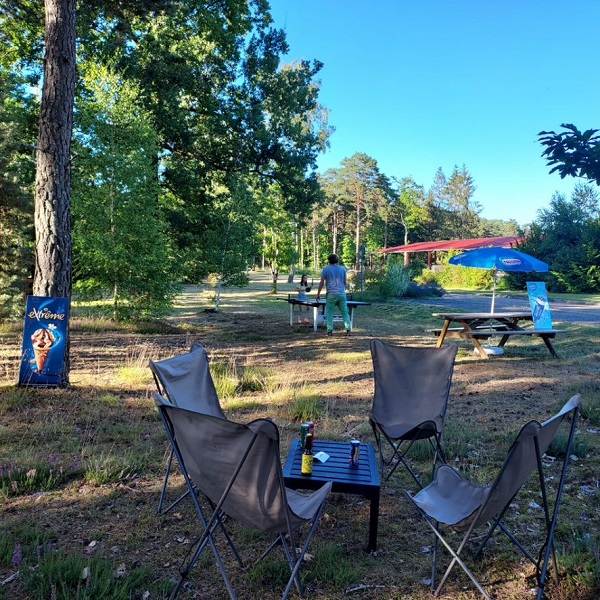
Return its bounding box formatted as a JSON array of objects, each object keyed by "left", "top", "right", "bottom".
[
  {"left": 154, "top": 393, "right": 332, "bottom": 600},
  {"left": 369, "top": 339, "right": 458, "bottom": 485},
  {"left": 149, "top": 342, "right": 226, "bottom": 514},
  {"left": 405, "top": 394, "right": 581, "bottom": 600}
]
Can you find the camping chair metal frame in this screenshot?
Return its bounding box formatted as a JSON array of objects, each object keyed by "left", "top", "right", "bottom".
[
  {"left": 155, "top": 394, "right": 332, "bottom": 600},
  {"left": 405, "top": 394, "right": 581, "bottom": 600},
  {"left": 154, "top": 394, "right": 243, "bottom": 597},
  {"left": 149, "top": 342, "right": 225, "bottom": 515},
  {"left": 369, "top": 340, "right": 458, "bottom": 486}
]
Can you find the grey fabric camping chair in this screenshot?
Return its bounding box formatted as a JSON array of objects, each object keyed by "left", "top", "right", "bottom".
[
  {"left": 369, "top": 339, "right": 458, "bottom": 485},
  {"left": 149, "top": 342, "right": 226, "bottom": 514},
  {"left": 154, "top": 393, "right": 332, "bottom": 600},
  {"left": 405, "top": 394, "right": 581, "bottom": 600},
  {"left": 149, "top": 341, "right": 225, "bottom": 417}
]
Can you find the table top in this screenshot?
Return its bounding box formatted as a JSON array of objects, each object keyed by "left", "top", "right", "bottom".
[
  {"left": 433, "top": 311, "right": 532, "bottom": 321},
  {"left": 283, "top": 439, "right": 380, "bottom": 495}
]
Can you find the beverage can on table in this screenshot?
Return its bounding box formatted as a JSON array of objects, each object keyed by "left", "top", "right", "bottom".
[
  {"left": 307, "top": 421, "right": 314, "bottom": 439},
  {"left": 349, "top": 440, "right": 360, "bottom": 467},
  {"left": 300, "top": 423, "right": 310, "bottom": 450}
]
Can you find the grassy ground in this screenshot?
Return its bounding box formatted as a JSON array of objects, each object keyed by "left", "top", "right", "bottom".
[{"left": 1, "top": 271, "right": 599, "bottom": 599}]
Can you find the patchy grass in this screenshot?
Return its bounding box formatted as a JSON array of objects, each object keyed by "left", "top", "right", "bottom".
[{"left": 1, "top": 272, "right": 599, "bottom": 599}]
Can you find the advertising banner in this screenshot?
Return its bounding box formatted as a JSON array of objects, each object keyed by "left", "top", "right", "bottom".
[
  {"left": 18, "top": 296, "right": 70, "bottom": 387},
  {"left": 526, "top": 282, "right": 553, "bottom": 330}
]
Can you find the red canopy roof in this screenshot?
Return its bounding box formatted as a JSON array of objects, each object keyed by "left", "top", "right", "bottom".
[{"left": 373, "top": 236, "right": 522, "bottom": 254}]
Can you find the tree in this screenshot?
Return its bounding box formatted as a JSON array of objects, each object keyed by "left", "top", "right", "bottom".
[
  {"left": 257, "top": 184, "right": 296, "bottom": 292},
  {"left": 539, "top": 123, "right": 600, "bottom": 186},
  {"left": 516, "top": 188, "right": 600, "bottom": 293},
  {"left": 387, "top": 176, "right": 427, "bottom": 265},
  {"left": 2, "top": 0, "right": 331, "bottom": 316},
  {"left": 196, "top": 174, "right": 258, "bottom": 308},
  {"left": 478, "top": 217, "right": 522, "bottom": 238},
  {"left": 28, "top": 0, "right": 76, "bottom": 386},
  {"left": 72, "top": 63, "right": 176, "bottom": 318},
  {"left": 445, "top": 164, "right": 480, "bottom": 239},
  {"left": 33, "top": 0, "right": 75, "bottom": 303},
  {"left": 321, "top": 153, "right": 389, "bottom": 269},
  {"left": 0, "top": 66, "right": 36, "bottom": 318}
]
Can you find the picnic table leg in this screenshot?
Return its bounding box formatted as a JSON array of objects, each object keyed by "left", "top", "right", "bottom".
[
  {"left": 435, "top": 319, "right": 451, "bottom": 349},
  {"left": 458, "top": 321, "right": 489, "bottom": 359},
  {"left": 289, "top": 303, "right": 294, "bottom": 326},
  {"left": 540, "top": 334, "right": 560, "bottom": 358},
  {"left": 471, "top": 335, "right": 490, "bottom": 359},
  {"left": 367, "top": 488, "right": 380, "bottom": 552}
]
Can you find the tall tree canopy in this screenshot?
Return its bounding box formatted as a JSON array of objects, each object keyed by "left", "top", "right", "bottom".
[{"left": 1, "top": 0, "right": 331, "bottom": 302}]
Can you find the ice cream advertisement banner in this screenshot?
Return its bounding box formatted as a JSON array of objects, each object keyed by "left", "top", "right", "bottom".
[
  {"left": 19, "top": 296, "right": 70, "bottom": 387},
  {"left": 526, "top": 282, "right": 553, "bottom": 330}
]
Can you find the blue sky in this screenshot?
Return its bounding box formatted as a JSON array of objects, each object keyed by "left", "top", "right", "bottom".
[{"left": 268, "top": 0, "right": 600, "bottom": 226}]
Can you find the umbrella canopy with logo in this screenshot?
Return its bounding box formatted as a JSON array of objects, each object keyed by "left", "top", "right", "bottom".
[{"left": 449, "top": 247, "right": 549, "bottom": 313}]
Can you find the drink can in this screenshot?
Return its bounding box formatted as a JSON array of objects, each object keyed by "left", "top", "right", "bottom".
[
  {"left": 349, "top": 440, "right": 360, "bottom": 467},
  {"left": 307, "top": 421, "right": 315, "bottom": 440},
  {"left": 300, "top": 423, "right": 310, "bottom": 450}
]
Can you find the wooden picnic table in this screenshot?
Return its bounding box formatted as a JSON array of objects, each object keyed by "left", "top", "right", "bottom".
[
  {"left": 431, "top": 311, "right": 563, "bottom": 359},
  {"left": 285, "top": 296, "right": 371, "bottom": 332}
]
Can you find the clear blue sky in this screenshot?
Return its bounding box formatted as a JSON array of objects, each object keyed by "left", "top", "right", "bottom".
[{"left": 268, "top": 0, "right": 600, "bottom": 226}]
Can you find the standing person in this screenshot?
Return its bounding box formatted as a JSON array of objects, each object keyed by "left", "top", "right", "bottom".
[{"left": 315, "top": 254, "right": 351, "bottom": 336}]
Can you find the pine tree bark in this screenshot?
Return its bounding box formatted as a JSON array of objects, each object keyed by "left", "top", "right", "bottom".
[{"left": 33, "top": 0, "right": 76, "bottom": 385}]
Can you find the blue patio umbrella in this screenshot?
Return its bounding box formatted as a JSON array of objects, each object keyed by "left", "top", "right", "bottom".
[{"left": 449, "top": 247, "right": 549, "bottom": 313}]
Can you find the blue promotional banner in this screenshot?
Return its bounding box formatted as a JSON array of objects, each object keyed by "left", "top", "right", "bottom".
[
  {"left": 18, "top": 296, "right": 70, "bottom": 387},
  {"left": 526, "top": 282, "right": 553, "bottom": 330}
]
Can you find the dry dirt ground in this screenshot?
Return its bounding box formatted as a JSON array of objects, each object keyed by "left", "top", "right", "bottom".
[{"left": 1, "top": 273, "right": 599, "bottom": 600}]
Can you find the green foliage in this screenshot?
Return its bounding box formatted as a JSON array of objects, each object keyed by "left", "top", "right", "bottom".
[
  {"left": 305, "top": 542, "right": 362, "bottom": 587},
  {"left": 548, "top": 432, "right": 589, "bottom": 459},
  {"left": 320, "top": 153, "right": 392, "bottom": 269},
  {"left": 72, "top": 63, "right": 178, "bottom": 319},
  {"left": 288, "top": 392, "right": 322, "bottom": 423},
  {"left": 0, "top": 387, "right": 30, "bottom": 413},
  {"left": 559, "top": 535, "right": 600, "bottom": 591},
  {"left": 19, "top": 552, "right": 154, "bottom": 600},
  {"left": 0, "top": 460, "right": 68, "bottom": 499},
  {"left": 82, "top": 450, "right": 143, "bottom": 486},
  {"left": 211, "top": 361, "right": 274, "bottom": 399},
  {"left": 340, "top": 236, "right": 355, "bottom": 268},
  {"left": 0, "top": 67, "right": 36, "bottom": 319},
  {"left": 539, "top": 123, "right": 600, "bottom": 186},
  {"left": 247, "top": 542, "right": 360, "bottom": 590},
  {"left": 378, "top": 261, "right": 412, "bottom": 299},
  {"left": 431, "top": 251, "right": 492, "bottom": 290},
  {"left": 513, "top": 186, "right": 600, "bottom": 293},
  {"left": 365, "top": 259, "right": 413, "bottom": 299}
]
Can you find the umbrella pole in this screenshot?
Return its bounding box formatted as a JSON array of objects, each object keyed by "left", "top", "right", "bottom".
[{"left": 491, "top": 269, "right": 497, "bottom": 313}]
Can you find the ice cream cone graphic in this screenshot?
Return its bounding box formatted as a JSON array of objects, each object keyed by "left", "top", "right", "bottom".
[
  {"left": 31, "top": 327, "right": 56, "bottom": 372},
  {"left": 33, "top": 346, "right": 50, "bottom": 372}
]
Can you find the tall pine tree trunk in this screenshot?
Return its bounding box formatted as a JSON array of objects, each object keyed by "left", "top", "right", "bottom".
[{"left": 33, "top": 0, "right": 76, "bottom": 385}]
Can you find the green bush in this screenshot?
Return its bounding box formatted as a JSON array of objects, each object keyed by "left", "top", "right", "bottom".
[{"left": 366, "top": 260, "right": 412, "bottom": 299}]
